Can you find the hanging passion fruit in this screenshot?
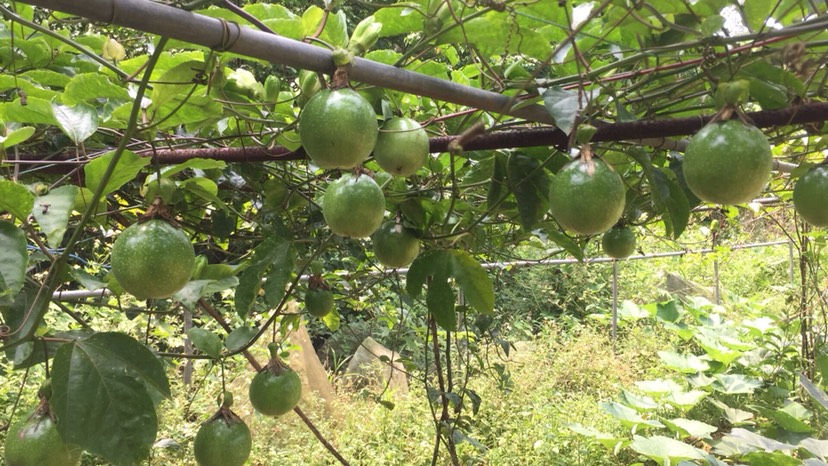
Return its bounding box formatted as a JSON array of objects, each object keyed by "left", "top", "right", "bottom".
[
  {"left": 322, "top": 173, "right": 385, "bottom": 238},
  {"left": 602, "top": 226, "right": 636, "bottom": 259},
  {"left": 683, "top": 119, "right": 773, "bottom": 205},
  {"left": 298, "top": 88, "right": 378, "bottom": 169},
  {"left": 5, "top": 407, "right": 81, "bottom": 466},
  {"left": 548, "top": 158, "right": 626, "bottom": 235},
  {"left": 110, "top": 219, "right": 195, "bottom": 299},
  {"left": 793, "top": 164, "right": 828, "bottom": 227},
  {"left": 193, "top": 394, "right": 252, "bottom": 466},
  {"left": 248, "top": 358, "right": 302, "bottom": 417},
  {"left": 372, "top": 221, "right": 420, "bottom": 268},
  {"left": 373, "top": 117, "right": 429, "bottom": 177}
]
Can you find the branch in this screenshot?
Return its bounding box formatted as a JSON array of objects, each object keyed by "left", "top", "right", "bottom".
[{"left": 10, "top": 101, "right": 827, "bottom": 170}]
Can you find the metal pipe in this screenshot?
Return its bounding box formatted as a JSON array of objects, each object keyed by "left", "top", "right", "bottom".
[{"left": 19, "top": 0, "right": 555, "bottom": 125}]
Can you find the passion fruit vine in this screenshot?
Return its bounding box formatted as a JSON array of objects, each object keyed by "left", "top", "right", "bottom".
[
  {"left": 548, "top": 157, "right": 626, "bottom": 235},
  {"left": 111, "top": 218, "right": 195, "bottom": 299},
  {"left": 793, "top": 163, "right": 828, "bottom": 227},
  {"left": 298, "top": 88, "right": 378, "bottom": 169},
  {"left": 683, "top": 119, "right": 772, "bottom": 205},
  {"left": 322, "top": 172, "right": 386, "bottom": 238}
]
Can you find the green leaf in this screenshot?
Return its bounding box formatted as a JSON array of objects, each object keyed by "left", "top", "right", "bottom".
[
  {"left": 743, "top": 0, "right": 772, "bottom": 31},
  {"left": 650, "top": 167, "right": 690, "bottom": 239},
  {"left": 63, "top": 72, "right": 130, "bottom": 105},
  {"left": 619, "top": 389, "right": 660, "bottom": 412},
  {"left": 600, "top": 401, "right": 664, "bottom": 429},
  {"left": 32, "top": 185, "right": 78, "bottom": 248},
  {"left": 0, "top": 178, "right": 34, "bottom": 220},
  {"left": 715, "top": 428, "right": 797, "bottom": 457},
  {"left": 568, "top": 423, "right": 629, "bottom": 451},
  {"left": 630, "top": 435, "right": 706, "bottom": 464},
  {"left": 507, "top": 153, "right": 551, "bottom": 230},
  {"left": 225, "top": 326, "right": 258, "bottom": 352},
  {"left": 70, "top": 268, "right": 107, "bottom": 291},
  {"left": 712, "top": 373, "right": 763, "bottom": 394},
  {"left": 658, "top": 350, "right": 711, "bottom": 374},
  {"left": 84, "top": 150, "right": 150, "bottom": 196},
  {"left": 0, "top": 126, "right": 35, "bottom": 149},
  {"left": 742, "top": 451, "right": 802, "bottom": 466},
  {"left": 262, "top": 242, "right": 295, "bottom": 306},
  {"left": 53, "top": 102, "right": 98, "bottom": 144},
  {"left": 150, "top": 60, "right": 206, "bottom": 110},
  {"left": 542, "top": 86, "right": 580, "bottom": 135},
  {"left": 662, "top": 418, "right": 718, "bottom": 439},
  {"left": 428, "top": 271, "right": 457, "bottom": 330},
  {"left": 158, "top": 158, "right": 227, "bottom": 178},
  {"left": 755, "top": 402, "right": 814, "bottom": 433},
  {"left": 51, "top": 333, "right": 171, "bottom": 466},
  {"left": 700, "top": 14, "right": 725, "bottom": 35},
  {"left": 540, "top": 225, "right": 585, "bottom": 261},
  {"left": 0, "top": 284, "right": 50, "bottom": 345},
  {"left": 234, "top": 237, "right": 292, "bottom": 318},
  {"left": 0, "top": 96, "right": 57, "bottom": 125},
  {"left": 634, "top": 378, "right": 684, "bottom": 396},
  {"left": 800, "top": 373, "right": 828, "bottom": 412},
  {"left": 186, "top": 327, "right": 223, "bottom": 359},
  {"left": 447, "top": 250, "right": 494, "bottom": 315},
  {"left": 0, "top": 221, "right": 27, "bottom": 298},
  {"left": 656, "top": 300, "right": 681, "bottom": 322},
  {"left": 374, "top": 5, "right": 425, "bottom": 37},
  {"left": 663, "top": 389, "right": 708, "bottom": 410}
]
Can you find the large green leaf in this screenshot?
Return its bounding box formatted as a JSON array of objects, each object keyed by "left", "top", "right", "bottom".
[
  {"left": 599, "top": 401, "right": 664, "bottom": 429},
  {"left": 186, "top": 327, "right": 223, "bottom": 359},
  {"left": 630, "top": 435, "right": 706, "bottom": 464},
  {"left": 150, "top": 60, "right": 206, "bottom": 110},
  {"left": 51, "top": 332, "right": 171, "bottom": 466},
  {"left": 262, "top": 241, "right": 295, "bottom": 306},
  {"left": 712, "top": 374, "right": 763, "bottom": 394},
  {"left": 507, "top": 153, "right": 551, "bottom": 230},
  {"left": 32, "top": 185, "right": 78, "bottom": 248},
  {"left": 662, "top": 418, "right": 718, "bottom": 439},
  {"left": 84, "top": 150, "right": 150, "bottom": 196},
  {"left": 63, "top": 72, "right": 130, "bottom": 105},
  {"left": 0, "top": 126, "right": 35, "bottom": 149},
  {"left": 800, "top": 373, "right": 828, "bottom": 412},
  {"left": 542, "top": 86, "right": 580, "bottom": 136},
  {"left": 407, "top": 249, "right": 494, "bottom": 331},
  {"left": 658, "top": 350, "right": 711, "bottom": 374},
  {"left": 234, "top": 237, "right": 294, "bottom": 318},
  {"left": 0, "top": 96, "right": 57, "bottom": 125},
  {"left": 0, "top": 221, "right": 27, "bottom": 298},
  {"left": 0, "top": 178, "right": 34, "bottom": 221}
]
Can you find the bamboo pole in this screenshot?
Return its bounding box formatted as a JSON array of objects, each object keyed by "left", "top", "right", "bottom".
[{"left": 17, "top": 0, "right": 554, "bottom": 125}]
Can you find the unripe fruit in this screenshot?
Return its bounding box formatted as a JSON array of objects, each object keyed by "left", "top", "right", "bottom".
[
  {"left": 683, "top": 120, "right": 772, "bottom": 205},
  {"left": 322, "top": 173, "right": 385, "bottom": 238},
  {"left": 548, "top": 158, "right": 625, "bottom": 235},
  {"left": 111, "top": 219, "right": 195, "bottom": 299},
  {"left": 793, "top": 164, "right": 828, "bottom": 227},
  {"left": 373, "top": 118, "right": 429, "bottom": 177},
  {"left": 372, "top": 222, "right": 420, "bottom": 267},
  {"left": 299, "top": 89, "right": 378, "bottom": 169},
  {"left": 602, "top": 226, "right": 636, "bottom": 259}
]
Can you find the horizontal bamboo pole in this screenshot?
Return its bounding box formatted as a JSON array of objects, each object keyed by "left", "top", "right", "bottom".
[{"left": 18, "top": 0, "right": 555, "bottom": 125}]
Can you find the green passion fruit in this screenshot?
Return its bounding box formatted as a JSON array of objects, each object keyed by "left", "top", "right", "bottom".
[
  {"left": 372, "top": 222, "right": 420, "bottom": 268},
  {"left": 548, "top": 158, "right": 626, "bottom": 235},
  {"left": 373, "top": 117, "right": 429, "bottom": 177},
  {"left": 305, "top": 286, "right": 335, "bottom": 317},
  {"left": 248, "top": 366, "right": 302, "bottom": 417},
  {"left": 683, "top": 119, "right": 772, "bottom": 205},
  {"left": 793, "top": 164, "right": 828, "bottom": 227},
  {"left": 111, "top": 219, "right": 196, "bottom": 299},
  {"left": 322, "top": 173, "right": 385, "bottom": 238},
  {"left": 602, "top": 226, "right": 636, "bottom": 259},
  {"left": 299, "top": 88, "right": 378, "bottom": 169},
  {"left": 5, "top": 410, "right": 81, "bottom": 466},
  {"left": 193, "top": 415, "right": 252, "bottom": 466}
]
